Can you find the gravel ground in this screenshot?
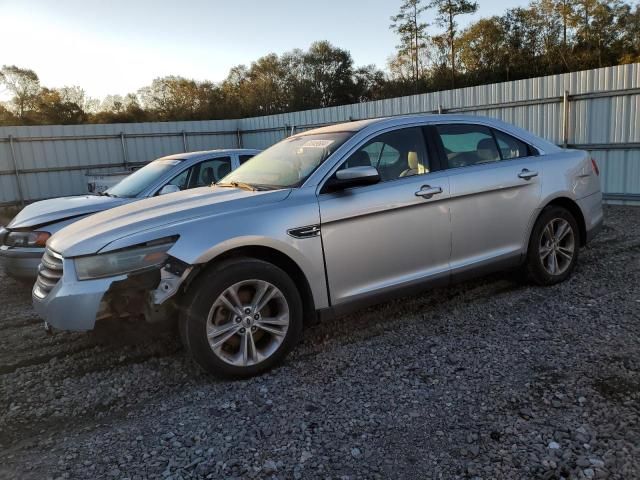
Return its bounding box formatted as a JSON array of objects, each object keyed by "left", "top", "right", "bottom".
[{"left": 1, "top": 205, "right": 638, "bottom": 480}]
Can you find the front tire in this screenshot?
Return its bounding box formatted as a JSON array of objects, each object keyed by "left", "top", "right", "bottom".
[
  {"left": 525, "top": 206, "right": 580, "bottom": 286},
  {"left": 180, "top": 258, "right": 303, "bottom": 378}
]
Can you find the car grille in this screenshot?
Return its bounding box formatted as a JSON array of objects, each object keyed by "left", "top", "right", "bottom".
[{"left": 34, "top": 248, "right": 64, "bottom": 298}]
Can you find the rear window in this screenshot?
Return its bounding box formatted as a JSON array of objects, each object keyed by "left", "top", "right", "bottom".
[
  {"left": 493, "top": 130, "right": 534, "bottom": 159},
  {"left": 436, "top": 124, "right": 500, "bottom": 168}
]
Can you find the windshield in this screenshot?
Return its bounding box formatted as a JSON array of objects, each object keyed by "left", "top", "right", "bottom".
[
  {"left": 107, "top": 159, "right": 182, "bottom": 198},
  {"left": 220, "top": 132, "right": 353, "bottom": 188}
]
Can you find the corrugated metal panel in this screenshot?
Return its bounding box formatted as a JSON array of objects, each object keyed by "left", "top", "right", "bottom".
[
  {"left": 0, "top": 63, "right": 638, "bottom": 205},
  {"left": 593, "top": 149, "right": 640, "bottom": 196}
]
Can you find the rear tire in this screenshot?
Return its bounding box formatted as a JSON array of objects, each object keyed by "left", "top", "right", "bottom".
[
  {"left": 179, "top": 258, "right": 303, "bottom": 378},
  {"left": 525, "top": 206, "right": 580, "bottom": 286}
]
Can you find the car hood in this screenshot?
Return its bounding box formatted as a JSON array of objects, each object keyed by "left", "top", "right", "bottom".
[
  {"left": 48, "top": 186, "right": 292, "bottom": 257},
  {"left": 7, "top": 195, "right": 130, "bottom": 229}
]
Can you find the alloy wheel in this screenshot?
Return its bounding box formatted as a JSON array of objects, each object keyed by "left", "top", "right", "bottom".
[
  {"left": 539, "top": 218, "right": 575, "bottom": 276},
  {"left": 206, "top": 279, "right": 290, "bottom": 366}
]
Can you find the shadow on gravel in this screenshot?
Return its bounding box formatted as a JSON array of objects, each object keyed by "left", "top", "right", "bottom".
[
  {"left": 594, "top": 375, "right": 640, "bottom": 402},
  {"left": 91, "top": 316, "right": 181, "bottom": 346},
  {"left": 302, "top": 269, "right": 525, "bottom": 349}
]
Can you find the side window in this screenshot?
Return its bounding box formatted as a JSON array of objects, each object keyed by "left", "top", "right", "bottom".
[
  {"left": 338, "top": 127, "right": 429, "bottom": 182},
  {"left": 436, "top": 124, "right": 500, "bottom": 169},
  {"left": 194, "top": 157, "right": 232, "bottom": 187},
  {"left": 165, "top": 167, "right": 193, "bottom": 191},
  {"left": 239, "top": 154, "right": 255, "bottom": 165},
  {"left": 493, "top": 130, "right": 531, "bottom": 159}
]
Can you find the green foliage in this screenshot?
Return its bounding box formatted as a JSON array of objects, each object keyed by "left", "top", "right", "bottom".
[
  {"left": 390, "top": 0, "right": 431, "bottom": 90},
  {"left": 1, "top": 0, "right": 639, "bottom": 127},
  {"left": 0, "top": 65, "right": 41, "bottom": 120},
  {"left": 430, "top": 0, "right": 478, "bottom": 87}
]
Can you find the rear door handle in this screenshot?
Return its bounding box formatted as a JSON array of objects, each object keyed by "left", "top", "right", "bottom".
[
  {"left": 518, "top": 168, "right": 538, "bottom": 180},
  {"left": 415, "top": 185, "right": 443, "bottom": 199}
]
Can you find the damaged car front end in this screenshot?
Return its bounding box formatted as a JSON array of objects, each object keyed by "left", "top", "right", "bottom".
[{"left": 33, "top": 237, "right": 194, "bottom": 332}]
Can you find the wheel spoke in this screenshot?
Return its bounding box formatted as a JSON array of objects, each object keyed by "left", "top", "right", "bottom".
[
  {"left": 556, "top": 221, "right": 571, "bottom": 241},
  {"left": 557, "top": 246, "right": 573, "bottom": 260},
  {"left": 219, "top": 293, "right": 242, "bottom": 316},
  {"left": 209, "top": 325, "right": 240, "bottom": 349},
  {"left": 248, "top": 332, "right": 257, "bottom": 363},
  {"left": 256, "top": 322, "right": 286, "bottom": 336},
  {"left": 256, "top": 287, "right": 277, "bottom": 313},
  {"left": 551, "top": 250, "right": 559, "bottom": 274},
  {"left": 540, "top": 245, "right": 553, "bottom": 260},
  {"left": 240, "top": 332, "right": 257, "bottom": 366},
  {"left": 544, "top": 224, "right": 554, "bottom": 242},
  {"left": 250, "top": 282, "right": 270, "bottom": 310},
  {"left": 259, "top": 314, "right": 289, "bottom": 326},
  {"left": 208, "top": 322, "right": 238, "bottom": 337},
  {"left": 227, "top": 285, "right": 243, "bottom": 310}
]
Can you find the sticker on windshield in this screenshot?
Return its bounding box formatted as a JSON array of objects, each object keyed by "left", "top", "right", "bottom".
[{"left": 301, "top": 140, "right": 334, "bottom": 149}]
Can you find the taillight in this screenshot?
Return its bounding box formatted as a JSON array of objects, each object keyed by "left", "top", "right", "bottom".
[{"left": 591, "top": 158, "right": 600, "bottom": 176}]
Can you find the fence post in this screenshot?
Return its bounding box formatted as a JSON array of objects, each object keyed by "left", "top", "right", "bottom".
[
  {"left": 8, "top": 135, "right": 25, "bottom": 207},
  {"left": 562, "top": 90, "right": 570, "bottom": 148},
  {"left": 120, "top": 132, "right": 129, "bottom": 166},
  {"left": 236, "top": 129, "right": 243, "bottom": 148},
  {"left": 182, "top": 130, "right": 188, "bottom": 152}
]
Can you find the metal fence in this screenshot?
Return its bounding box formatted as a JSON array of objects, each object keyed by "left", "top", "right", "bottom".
[{"left": 1, "top": 63, "right": 639, "bottom": 207}]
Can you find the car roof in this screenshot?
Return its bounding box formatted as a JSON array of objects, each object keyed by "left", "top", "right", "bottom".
[
  {"left": 156, "top": 148, "right": 261, "bottom": 162},
  {"left": 296, "top": 114, "right": 560, "bottom": 154},
  {"left": 296, "top": 114, "right": 502, "bottom": 136}
]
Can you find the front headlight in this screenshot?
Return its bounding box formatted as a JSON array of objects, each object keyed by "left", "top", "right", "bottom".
[
  {"left": 3, "top": 230, "right": 50, "bottom": 248},
  {"left": 74, "top": 236, "right": 178, "bottom": 280}
]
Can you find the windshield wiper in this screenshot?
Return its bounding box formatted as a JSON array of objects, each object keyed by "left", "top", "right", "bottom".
[
  {"left": 216, "top": 181, "right": 258, "bottom": 191},
  {"left": 98, "top": 191, "right": 118, "bottom": 198}
]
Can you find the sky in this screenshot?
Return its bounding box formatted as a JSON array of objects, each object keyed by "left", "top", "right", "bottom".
[{"left": 0, "top": 0, "right": 531, "bottom": 101}]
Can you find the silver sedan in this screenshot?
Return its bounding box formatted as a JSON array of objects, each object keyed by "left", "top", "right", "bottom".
[
  {"left": 32, "top": 115, "right": 603, "bottom": 378},
  {"left": 0, "top": 149, "right": 259, "bottom": 280}
]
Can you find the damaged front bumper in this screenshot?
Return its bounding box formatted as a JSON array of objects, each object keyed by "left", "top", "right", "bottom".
[
  {"left": 0, "top": 245, "right": 44, "bottom": 281},
  {"left": 32, "top": 255, "right": 192, "bottom": 331}
]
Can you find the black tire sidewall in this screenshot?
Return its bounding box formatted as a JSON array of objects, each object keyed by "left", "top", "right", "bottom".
[
  {"left": 527, "top": 206, "right": 580, "bottom": 285},
  {"left": 180, "top": 258, "right": 303, "bottom": 378}
]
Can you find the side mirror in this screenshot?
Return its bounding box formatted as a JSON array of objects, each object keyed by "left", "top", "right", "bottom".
[
  {"left": 325, "top": 166, "right": 380, "bottom": 192},
  {"left": 158, "top": 184, "right": 181, "bottom": 195}
]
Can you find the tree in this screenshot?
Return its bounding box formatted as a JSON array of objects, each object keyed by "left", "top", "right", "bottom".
[
  {"left": 301, "top": 41, "right": 356, "bottom": 107},
  {"left": 244, "top": 53, "right": 291, "bottom": 114},
  {"left": 390, "top": 0, "right": 430, "bottom": 91},
  {"left": 352, "top": 65, "right": 387, "bottom": 102},
  {"left": 458, "top": 17, "right": 508, "bottom": 81},
  {"left": 556, "top": 0, "right": 575, "bottom": 47},
  {"left": 618, "top": 3, "right": 640, "bottom": 63},
  {"left": 138, "top": 76, "right": 205, "bottom": 120},
  {"left": 35, "top": 88, "right": 86, "bottom": 124},
  {"left": 0, "top": 65, "right": 41, "bottom": 119},
  {"left": 0, "top": 103, "right": 18, "bottom": 126},
  {"left": 430, "top": 0, "right": 478, "bottom": 88}
]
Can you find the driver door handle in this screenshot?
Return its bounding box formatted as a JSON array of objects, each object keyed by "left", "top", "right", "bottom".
[
  {"left": 518, "top": 168, "right": 538, "bottom": 180},
  {"left": 415, "top": 185, "right": 443, "bottom": 199}
]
